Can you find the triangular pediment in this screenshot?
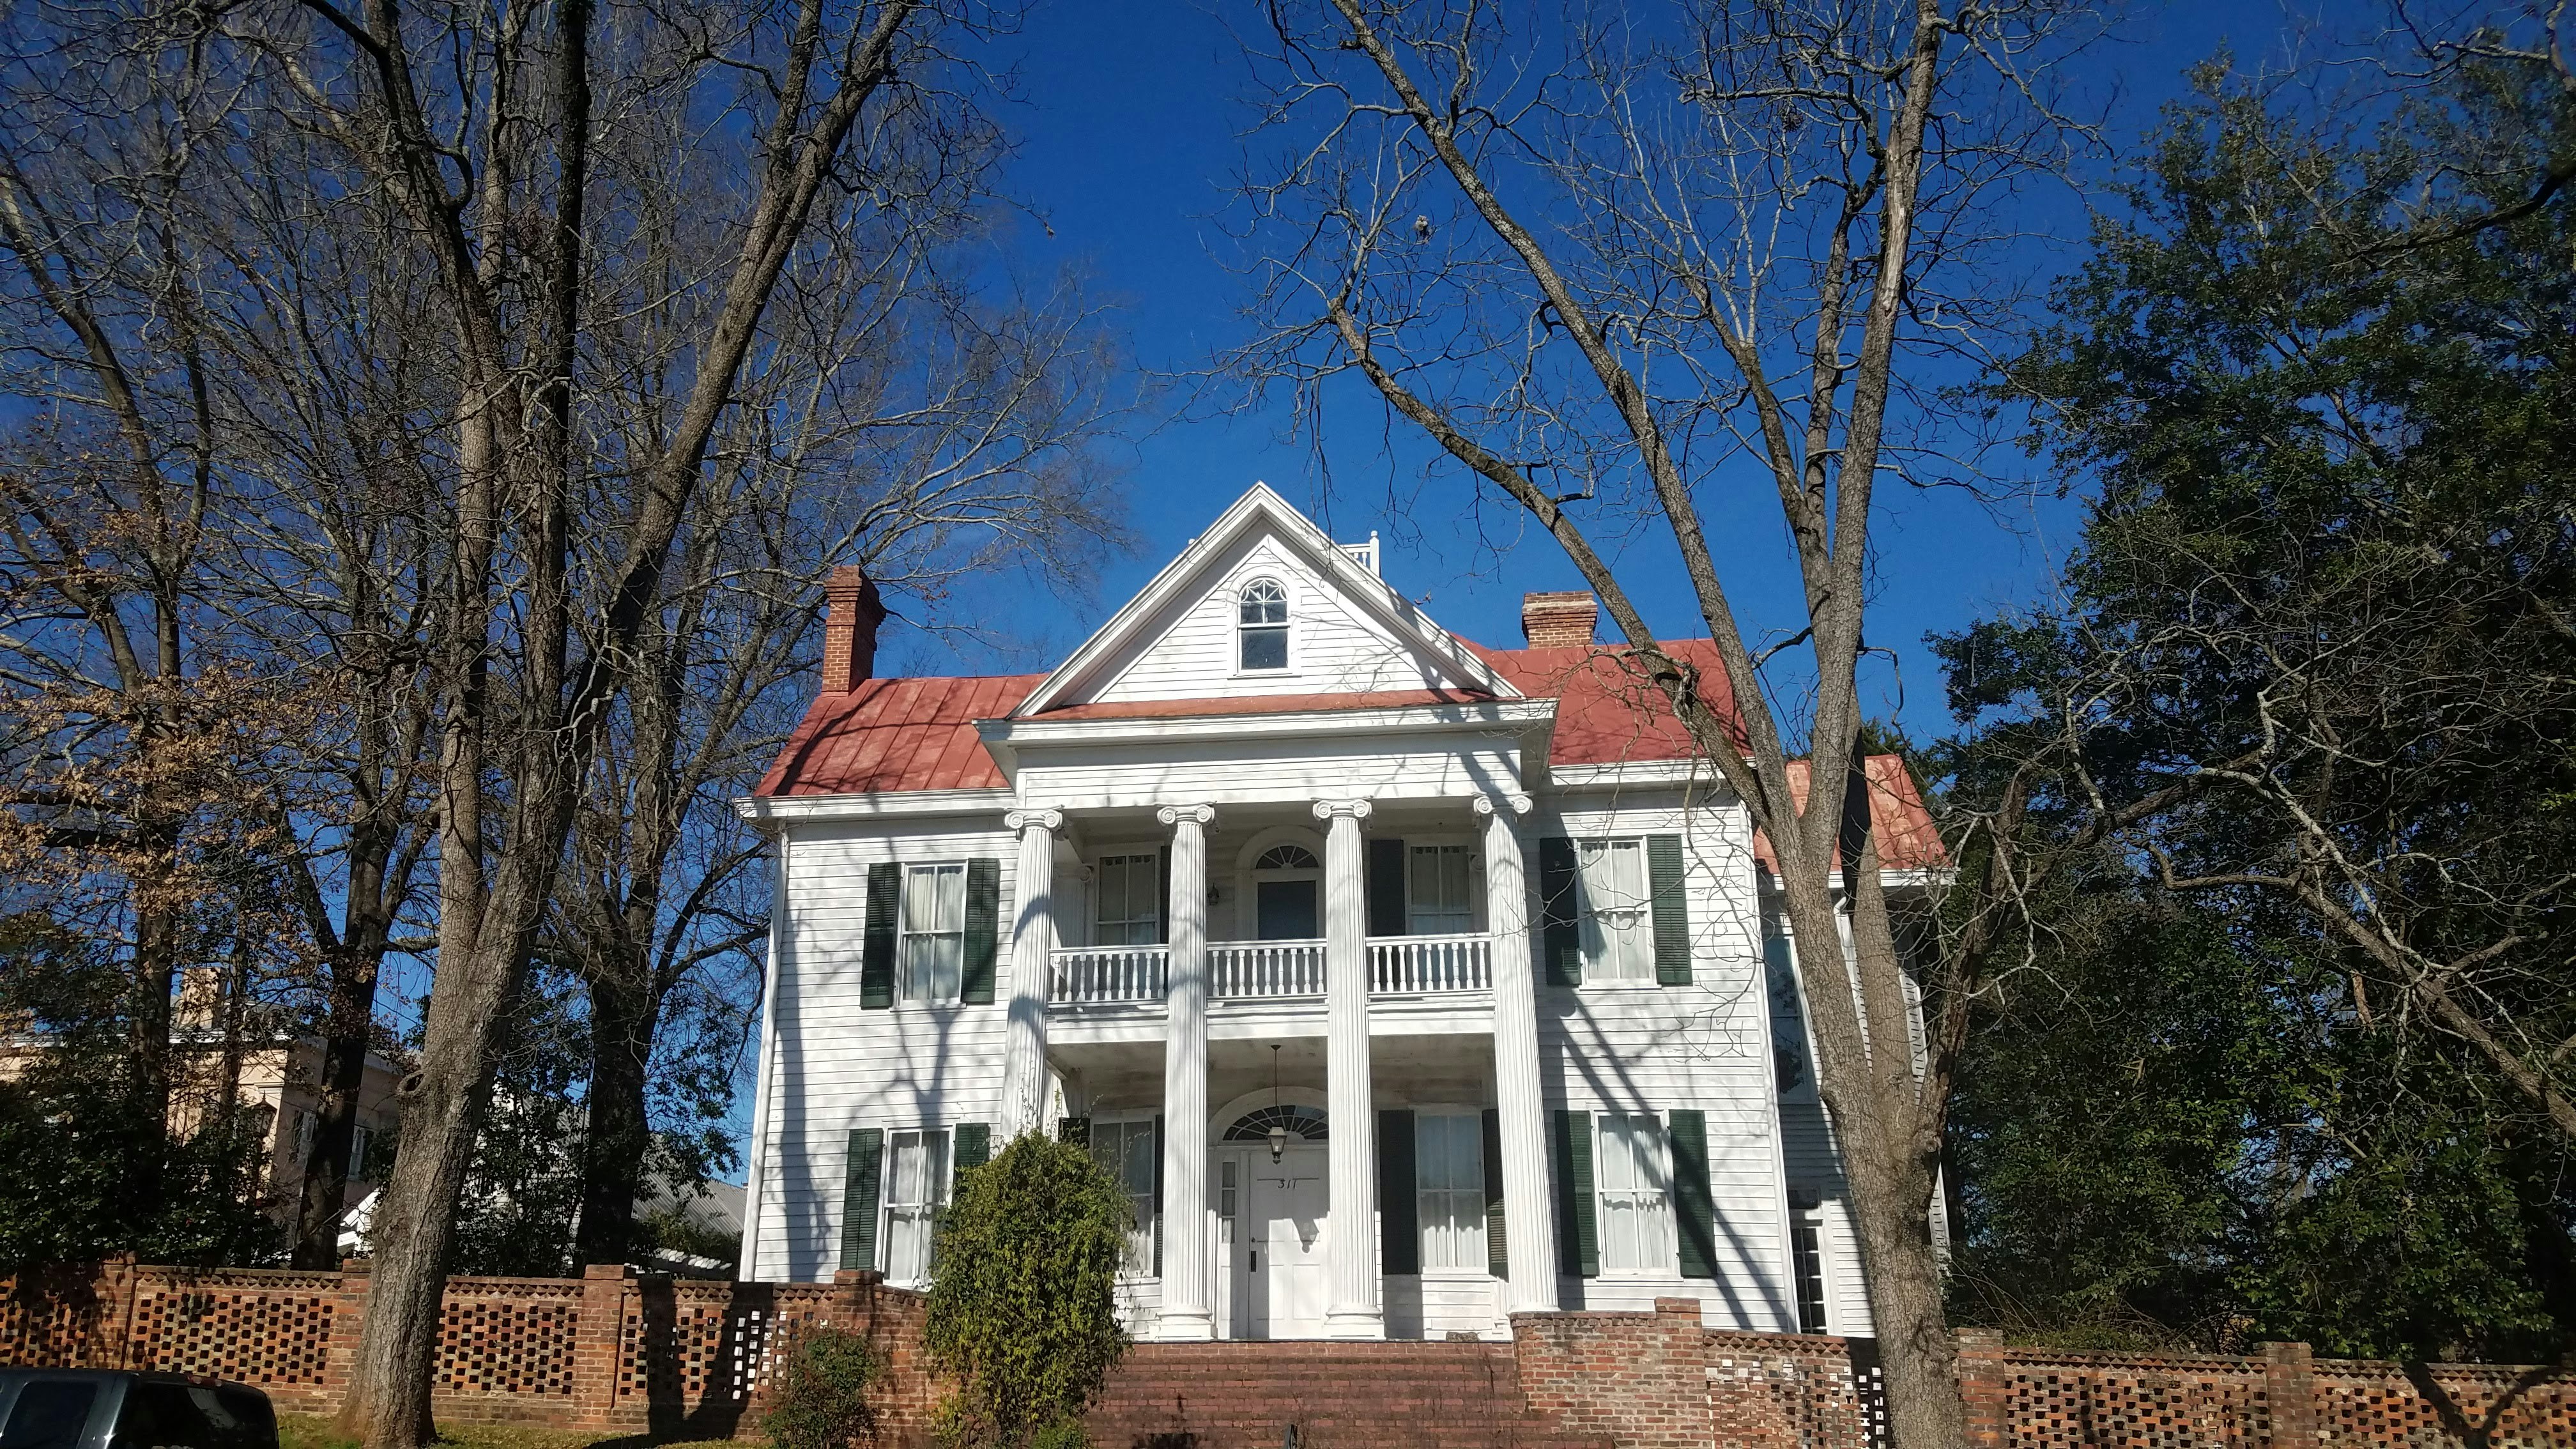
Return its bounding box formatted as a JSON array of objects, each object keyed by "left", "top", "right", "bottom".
[{"left": 1013, "top": 485, "right": 1513, "bottom": 717}]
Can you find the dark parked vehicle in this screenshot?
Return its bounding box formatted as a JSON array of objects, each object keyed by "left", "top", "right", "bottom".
[{"left": 0, "top": 1372, "right": 277, "bottom": 1449}]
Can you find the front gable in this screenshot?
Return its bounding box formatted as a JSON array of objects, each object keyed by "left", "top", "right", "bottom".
[{"left": 1014, "top": 485, "right": 1510, "bottom": 715}]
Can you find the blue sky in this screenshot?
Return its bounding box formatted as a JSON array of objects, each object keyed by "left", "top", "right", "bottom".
[{"left": 887, "top": 1, "right": 2285, "bottom": 744}]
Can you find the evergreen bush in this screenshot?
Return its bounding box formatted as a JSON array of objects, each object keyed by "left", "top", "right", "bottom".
[
  {"left": 760, "top": 1324, "right": 880, "bottom": 1449},
  {"left": 925, "top": 1132, "right": 1129, "bottom": 1448}
]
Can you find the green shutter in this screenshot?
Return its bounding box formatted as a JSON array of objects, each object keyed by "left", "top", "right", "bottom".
[
  {"left": 1151, "top": 1114, "right": 1165, "bottom": 1278},
  {"left": 1367, "top": 838, "right": 1407, "bottom": 937},
  {"left": 839, "top": 1128, "right": 883, "bottom": 1271},
  {"left": 1669, "top": 1109, "right": 1716, "bottom": 1280},
  {"left": 1157, "top": 847, "right": 1172, "bottom": 944},
  {"left": 1538, "top": 837, "right": 1582, "bottom": 987},
  {"left": 1648, "top": 834, "right": 1691, "bottom": 986},
  {"left": 1552, "top": 1109, "right": 1598, "bottom": 1278},
  {"left": 1482, "top": 1107, "right": 1506, "bottom": 1279},
  {"left": 961, "top": 857, "right": 1001, "bottom": 1004},
  {"left": 953, "top": 1121, "right": 991, "bottom": 1192},
  {"left": 861, "top": 862, "right": 899, "bottom": 1009},
  {"left": 1378, "top": 1110, "right": 1419, "bottom": 1275},
  {"left": 1057, "top": 1116, "right": 1091, "bottom": 1147}
]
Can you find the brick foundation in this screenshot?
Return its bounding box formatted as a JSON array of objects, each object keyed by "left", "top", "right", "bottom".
[{"left": 7, "top": 1263, "right": 2570, "bottom": 1446}]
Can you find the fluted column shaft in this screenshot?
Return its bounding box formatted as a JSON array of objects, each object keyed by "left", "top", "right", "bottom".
[
  {"left": 1156, "top": 804, "right": 1217, "bottom": 1340},
  {"left": 1315, "top": 798, "right": 1383, "bottom": 1338},
  {"left": 1000, "top": 809, "right": 1062, "bottom": 1142},
  {"left": 1478, "top": 793, "right": 1560, "bottom": 1312}
]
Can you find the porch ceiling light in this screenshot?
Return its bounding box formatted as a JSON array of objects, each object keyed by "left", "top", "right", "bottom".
[{"left": 1268, "top": 1123, "right": 1287, "bottom": 1165}]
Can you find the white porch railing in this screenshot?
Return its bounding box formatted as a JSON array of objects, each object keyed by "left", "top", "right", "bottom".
[
  {"left": 1050, "top": 933, "right": 1493, "bottom": 1004},
  {"left": 1211, "top": 940, "right": 1326, "bottom": 999},
  {"left": 1367, "top": 932, "right": 1492, "bottom": 994},
  {"left": 1050, "top": 945, "right": 1167, "bottom": 1003}
]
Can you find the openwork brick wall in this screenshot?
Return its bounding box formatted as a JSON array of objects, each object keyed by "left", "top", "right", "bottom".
[
  {"left": 8, "top": 1264, "right": 2572, "bottom": 1447},
  {"left": 0, "top": 1262, "right": 939, "bottom": 1438}
]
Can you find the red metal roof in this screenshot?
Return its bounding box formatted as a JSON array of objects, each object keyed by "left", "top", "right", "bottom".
[
  {"left": 1751, "top": 755, "right": 1949, "bottom": 873},
  {"left": 755, "top": 643, "right": 1947, "bottom": 873},
  {"left": 755, "top": 674, "right": 1041, "bottom": 796}
]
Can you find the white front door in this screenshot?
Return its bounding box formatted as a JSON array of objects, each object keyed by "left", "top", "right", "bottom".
[{"left": 1245, "top": 1145, "right": 1330, "bottom": 1338}]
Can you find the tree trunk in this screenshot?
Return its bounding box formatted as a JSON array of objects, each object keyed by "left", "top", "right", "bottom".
[
  {"left": 295, "top": 942, "right": 387, "bottom": 1268},
  {"left": 571, "top": 967, "right": 656, "bottom": 1266}
]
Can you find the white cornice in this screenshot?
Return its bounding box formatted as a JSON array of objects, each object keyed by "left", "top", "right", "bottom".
[
  {"left": 1545, "top": 760, "right": 1740, "bottom": 793},
  {"left": 1011, "top": 484, "right": 1515, "bottom": 716},
  {"left": 733, "top": 788, "right": 1016, "bottom": 825},
  {"left": 980, "top": 697, "right": 1555, "bottom": 749}
]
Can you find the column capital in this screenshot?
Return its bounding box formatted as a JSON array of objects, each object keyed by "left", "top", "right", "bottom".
[
  {"left": 1004, "top": 808, "right": 1064, "bottom": 833},
  {"left": 1311, "top": 798, "right": 1374, "bottom": 822},
  {"left": 1471, "top": 792, "right": 1533, "bottom": 819},
  {"left": 1156, "top": 803, "right": 1217, "bottom": 828}
]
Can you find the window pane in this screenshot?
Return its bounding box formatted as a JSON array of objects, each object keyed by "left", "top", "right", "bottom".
[
  {"left": 2, "top": 1383, "right": 98, "bottom": 1449},
  {"left": 1241, "top": 625, "right": 1287, "bottom": 671}
]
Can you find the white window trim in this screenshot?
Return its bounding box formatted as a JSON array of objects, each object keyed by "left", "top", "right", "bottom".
[
  {"left": 1402, "top": 838, "right": 1480, "bottom": 937},
  {"left": 1092, "top": 849, "right": 1163, "bottom": 947},
  {"left": 877, "top": 1125, "right": 953, "bottom": 1287},
  {"left": 894, "top": 859, "right": 971, "bottom": 1007},
  {"left": 1573, "top": 836, "right": 1657, "bottom": 986},
  {"left": 1413, "top": 1105, "right": 1489, "bottom": 1276},
  {"left": 1090, "top": 1112, "right": 1162, "bottom": 1281},
  {"left": 1232, "top": 576, "right": 1295, "bottom": 677},
  {"left": 1788, "top": 1199, "right": 1836, "bottom": 1335},
  {"left": 1593, "top": 1110, "right": 1676, "bottom": 1278}
]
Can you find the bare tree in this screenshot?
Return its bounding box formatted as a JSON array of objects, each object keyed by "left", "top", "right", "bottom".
[
  {"left": 555, "top": 203, "right": 1130, "bottom": 1261},
  {"left": 1228, "top": 3, "right": 2108, "bottom": 1441}
]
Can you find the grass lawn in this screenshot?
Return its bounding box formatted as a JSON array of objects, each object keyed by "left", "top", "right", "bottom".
[{"left": 281, "top": 1413, "right": 745, "bottom": 1449}]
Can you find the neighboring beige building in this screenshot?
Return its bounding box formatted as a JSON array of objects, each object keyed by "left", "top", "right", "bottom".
[{"left": 0, "top": 967, "right": 413, "bottom": 1233}]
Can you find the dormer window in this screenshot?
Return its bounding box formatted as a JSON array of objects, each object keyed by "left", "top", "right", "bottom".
[{"left": 1238, "top": 578, "right": 1290, "bottom": 671}]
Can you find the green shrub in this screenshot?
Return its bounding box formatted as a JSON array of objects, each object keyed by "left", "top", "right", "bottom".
[
  {"left": 760, "top": 1324, "right": 880, "bottom": 1449},
  {"left": 924, "top": 1132, "right": 1129, "bottom": 1448}
]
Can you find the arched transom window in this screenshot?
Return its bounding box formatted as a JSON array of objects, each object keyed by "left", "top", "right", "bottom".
[{"left": 1238, "top": 578, "right": 1289, "bottom": 671}]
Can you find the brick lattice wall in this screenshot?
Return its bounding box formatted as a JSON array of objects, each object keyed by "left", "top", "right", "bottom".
[{"left": 7, "top": 1264, "right": 2572, "bottom": 1446}]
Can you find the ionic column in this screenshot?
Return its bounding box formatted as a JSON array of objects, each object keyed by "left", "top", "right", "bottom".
[
  {"left": 1000, "top": 809, "right": 1064, "bottom": 1142},
  {"left": 1476, "top": 792, "right": 1559, "bottom": 1312},
  {"left": 1156, "top": 804, "right": 1217, "bottom": 1341},
  {"left": 1315, "top": 797, "right": 1383, "bottom": 1339}
]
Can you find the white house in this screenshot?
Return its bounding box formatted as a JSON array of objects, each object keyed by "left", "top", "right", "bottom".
[{"left": 732, "top": 484, "right": 1944, "bottom": 1344}]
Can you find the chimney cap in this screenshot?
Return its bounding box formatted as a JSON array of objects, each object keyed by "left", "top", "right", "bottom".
[{"left": 1521, "top": 590, "right": 1598, "bottom": 648}]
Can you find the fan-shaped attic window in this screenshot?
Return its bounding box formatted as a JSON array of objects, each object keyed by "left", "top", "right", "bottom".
[{"left": 1238, "top": 578, "right": 1290, "bottom": 671}]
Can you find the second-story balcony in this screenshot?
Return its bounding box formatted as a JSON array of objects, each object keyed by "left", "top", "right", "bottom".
[{"left": 1049, "top": 931, "right": 1493, "bottom": 1006}]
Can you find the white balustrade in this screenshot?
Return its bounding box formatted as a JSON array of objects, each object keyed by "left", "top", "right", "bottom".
[
  {"left": 1211, "top": 940, "right": 1326, "bottom": 999},
  {"left": 1049, "top": 946, "right": 1167, "bottom": 1003},
  {"left": 1367, "top": 933, "right": 1492, "bottom": 995},
  {"left": 1050, "top": 935, "right": 1496, "bottom": 1004}
]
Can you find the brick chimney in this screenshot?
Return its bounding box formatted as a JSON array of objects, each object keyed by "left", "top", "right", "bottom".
[
  {"left": 1521, "top": 590, "right": 1597, "bottom": 648},
  {"left": 819, "top": 566, "right": 886, "bottom": 693}
]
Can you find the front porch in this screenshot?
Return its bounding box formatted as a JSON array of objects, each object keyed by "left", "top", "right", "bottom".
[{"left": 1052, "top": 1032, "right": 1508, "bottom": 1342}]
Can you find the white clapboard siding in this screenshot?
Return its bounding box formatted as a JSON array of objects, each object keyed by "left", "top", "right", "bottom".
[
  {"left": 1779, "top": 1100, "right": 1873, "bottom": 1337},
  {"left": 1528, "top": 790, "right": 1797, "bottom": 1332},
  {"left": 750, "top": 817, "right": 1020, "bottom": 1284},
  {"left": 1013, "top": 733, "right": 1526, "bottom": 813},
  {"left": 1087, "top": 532, "right": 1470, "bottom": 704}
]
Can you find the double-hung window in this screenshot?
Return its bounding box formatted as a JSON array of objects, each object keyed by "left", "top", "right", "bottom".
[
  {"left": 899, "top": 862, "right": 968, "bottom": 1003},
  {"left": 1407, "top": 845, "right": 1473, "bottom": 935},
  {"left": 1238, "top": 579, "right": 1289, "bottom": 671},
  {"left": 1090, "top": 1118, "right": 1160, "bottom": 1274},
  {"left": 1575, "top": 839, "right": 1653, "bottom": 981},
  {"left": 1594, "top": 1112, "right": 1671, "bottom": 1273},
  {"left": 349, "top": 1124, "right": 372, "bottom": 1181},
  {"left": 1414, "top": 1112, "right": 1487, "bottom": 1270},
  {"left": 1094, "top": 853, "right": 1162, "bottom": 946},
  {"left": 881, "top": 1128, "right": 951, "bottom": 1285},
  {"left": 1789, "top": 1202, "right": 1830, "bottom": 1333}
]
